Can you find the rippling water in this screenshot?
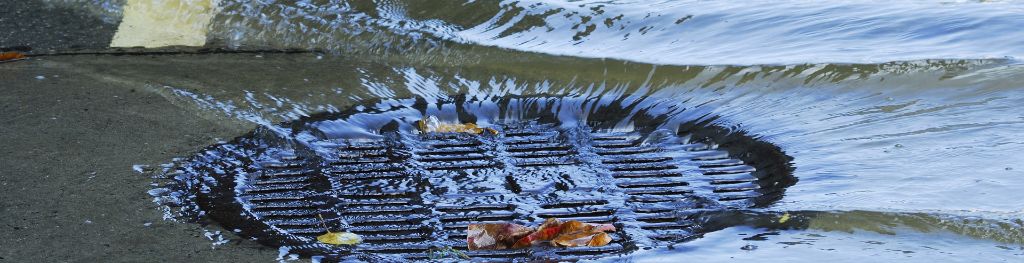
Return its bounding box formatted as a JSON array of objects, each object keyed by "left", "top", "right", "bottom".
[
  {"left": 199, "top": 0, "right": 1024, "bottom": 65},
  {"left": 44, "top": 0, "right": 1024, "bottom": 261}
]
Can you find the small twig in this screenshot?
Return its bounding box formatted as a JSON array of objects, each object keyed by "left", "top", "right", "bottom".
[{"left": 316, "top": 214, "right": 331, "bottom": 233}]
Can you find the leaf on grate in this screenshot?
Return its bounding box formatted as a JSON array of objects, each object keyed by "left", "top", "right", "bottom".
[
  {"left": 0, "top": 52, "right": 27, "bottom": 63},
  {"left": 418, "top": 116, "right": 498, "bottom": 135},
  {"left": 467, "top": 222, "right": 533, "bottom": 250},
  {"left": 470, "top": 218, "right": 617, "bottom": 250},
  {"left": 317, "top": 231, "right": 362, "bottom": 245},
  {"left": 511, "top": 218, "right": 563, "bottom": 248},
  {"left": 778, "top": 213, "right": 791, "bottom": 223},
  {"left": 315, "top": 214, "right": 361, "bottom": 245},
  {"left": 550, "top": 220, "right": 614, "bottom": 247}
]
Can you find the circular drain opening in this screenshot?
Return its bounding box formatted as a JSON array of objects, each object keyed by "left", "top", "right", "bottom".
[{"left": 166, "top": 96, "right": 795, "bottom": 261}]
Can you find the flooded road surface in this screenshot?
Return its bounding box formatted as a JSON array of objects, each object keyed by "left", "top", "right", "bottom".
[{"left": 2, "top": 0, "right": 1023, "bottom": 262}]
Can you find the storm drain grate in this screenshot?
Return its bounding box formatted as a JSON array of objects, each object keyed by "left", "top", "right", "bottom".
[{"left": 170, "top": 96, "right": 795, "bottom": 262}]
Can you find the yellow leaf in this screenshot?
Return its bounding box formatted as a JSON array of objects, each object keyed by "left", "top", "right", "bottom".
[
  {"left": 418, "top": 116, "right": 497, "bottom": 134},
  {"left": 779, "top": 213, "right": 791, "bottom": 224},
  {"left": 317, "top": 231, "right": 361, "bottom": 245}
]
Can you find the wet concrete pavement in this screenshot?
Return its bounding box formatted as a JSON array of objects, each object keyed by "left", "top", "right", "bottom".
[{"left": 0, "top": 54, "right": 306, "bottom": 262}]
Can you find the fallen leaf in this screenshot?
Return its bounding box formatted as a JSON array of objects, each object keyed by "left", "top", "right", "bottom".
[
  {"left": 511, "top": 218, "right": 563, "bottom": 248},
  {"left": 317, "top": 231, "right": 362, "bottom": 245},
  {"left": 553, "top": 231, "right": 613, "bottom": 247},
  {"left": 418, "top": 116, "right": 498, "bottom": 134},
  {"left": 472, "top": 218, "right": 617, "bottom": 250},
  {"left": 779, "top": 213, "right": 791, "bottom": 224},
  {"left": 314, "top": 214, "right": 361, "bottom": 245},
  {"left": 587, "top": 232, "right": 612, "bottom": 246},
  {"left": 549, "top": 220, "right": 616, "bottom": 247},
  {"left": 0, "top": 52, "right": 27, "bottom": 63},
  {"left": 467, "top": 222, "right": 534, "bottom": 250}
]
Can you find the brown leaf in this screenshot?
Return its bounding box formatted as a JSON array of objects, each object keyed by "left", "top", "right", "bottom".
[
  {"left": 0, "top": 52, "right": 27, "bottom": 63},
  {"left": 512, "top": 218, "right": 565, "bottom": 248},
  {"left": 418, "top": 116, "right": 498, "bottom": 134},
  {"left": 587, "top": 232, "right": 612, "bottom": 247},
  {"left": 484, "top": 218, "right": 617, "bottom": 250},
  {"left": 549, "top": 221, "right": 616, "bottom": 247},
  {"left": 467, "top": 223, "right": 534, "bottom": 250}
]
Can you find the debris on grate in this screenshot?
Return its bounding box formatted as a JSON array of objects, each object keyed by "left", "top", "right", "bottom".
[{"left": 158, "top": 96, "right": 796, "bottom": 262}]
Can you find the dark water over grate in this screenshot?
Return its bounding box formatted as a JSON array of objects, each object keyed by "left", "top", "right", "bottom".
[{"left": 166, "top": 97, "right": 795, "bottom": 261}]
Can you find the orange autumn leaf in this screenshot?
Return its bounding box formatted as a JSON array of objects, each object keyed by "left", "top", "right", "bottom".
[
  {"left": 511, "top": 218, "right": 563, "bottom": 248},
  {"left": 558, "top": 220, "right": 588, "bottom": 232},
  {"left": 552, "top": 231, "right": 613, "bottom": 247},
  {"left": 550, "top": 220, "right": 616, "bottom": 247},
  {"left": 0, "top": 52, "right": 27, "bottom": 62},
  {"left": 502, "top": 218, "right": 617, "bottom": 249},
  {"left": 587, "top": 232, "right": 612, "bottom": 246}
]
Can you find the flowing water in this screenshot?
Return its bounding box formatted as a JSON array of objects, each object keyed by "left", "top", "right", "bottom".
[{"left": 14, "top": 0, "right": 1024, "bottom": 262}]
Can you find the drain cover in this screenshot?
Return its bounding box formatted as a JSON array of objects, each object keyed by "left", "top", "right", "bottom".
[{"left": 168, "top": 96, "right": 795, "bottom": 261}]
